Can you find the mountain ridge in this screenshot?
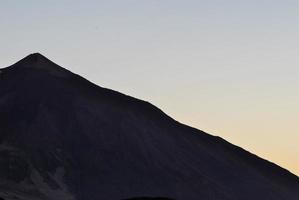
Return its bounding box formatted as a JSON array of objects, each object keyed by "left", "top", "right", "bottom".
[{"left": 0, "top": 54, "right": 298, "bottom": 200}]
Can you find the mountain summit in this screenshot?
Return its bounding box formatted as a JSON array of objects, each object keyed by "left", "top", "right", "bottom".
[
  {"left": 3, "top": 53, "right": 70, "bottom": 77},
  {"left": 0, "top": 54, "right": 298, "bottom": 200}
]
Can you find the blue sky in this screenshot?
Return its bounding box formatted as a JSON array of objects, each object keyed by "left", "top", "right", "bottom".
[{"left": 1, "top": 0, "right": 299, "bottom": 175}]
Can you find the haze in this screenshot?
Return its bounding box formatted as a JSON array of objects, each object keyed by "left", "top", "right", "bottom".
[{"left": 0, "top": 0, "right": 298, "bottom": 175}]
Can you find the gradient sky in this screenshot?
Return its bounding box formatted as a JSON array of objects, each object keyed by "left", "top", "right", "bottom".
[{"left": 1, "top": 0, "right": 298, "bottom": 175}]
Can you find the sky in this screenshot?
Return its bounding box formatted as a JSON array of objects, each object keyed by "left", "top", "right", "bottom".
[{"left": 0, "top": 0, "right": 298, "bottom": 175}]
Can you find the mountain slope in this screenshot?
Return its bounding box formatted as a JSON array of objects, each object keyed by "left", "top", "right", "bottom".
[{"left": 0, "top": 53, "right": 298, "bottom": 200}]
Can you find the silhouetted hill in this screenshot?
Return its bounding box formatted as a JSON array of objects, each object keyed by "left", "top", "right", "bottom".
[{"left": 0, "top": 53, "right": 298, "bottom": 200}]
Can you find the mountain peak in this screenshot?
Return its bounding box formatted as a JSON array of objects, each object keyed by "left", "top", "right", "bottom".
[
  {"left": 6, "top": 53, "right": 71, "bottom": 77},
  {"left": 14, "top": 53, "right": 55, "bottom": 67},
  {"left": 24, "top": 52, "right": 48, "bottom": 62}
]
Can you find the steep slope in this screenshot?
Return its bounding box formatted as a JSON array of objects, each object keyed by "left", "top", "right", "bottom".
[{"left": 0, "top": 53, "right": 298, "bottom": 200}]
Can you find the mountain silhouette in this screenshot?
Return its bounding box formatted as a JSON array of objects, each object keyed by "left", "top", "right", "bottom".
[{"left": 0, "top": 53, "right": 298, "bottom": 200}]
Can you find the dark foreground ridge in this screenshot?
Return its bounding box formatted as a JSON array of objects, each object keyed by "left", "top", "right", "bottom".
[
  {"left": 0, "top": 53, "right": 298, "bottom": 200},
  {"left": 123, "top": 198, "right": 174, "bottom": 200}
]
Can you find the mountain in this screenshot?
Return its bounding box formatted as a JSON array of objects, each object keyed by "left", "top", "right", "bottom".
[{"left": 0, "top": 53, "right": 298, "bottom": 200}]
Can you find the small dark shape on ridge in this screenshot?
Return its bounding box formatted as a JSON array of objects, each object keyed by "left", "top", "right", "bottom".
[{"left": 123, "top": 198, "right": 174, "bottom": 200}]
